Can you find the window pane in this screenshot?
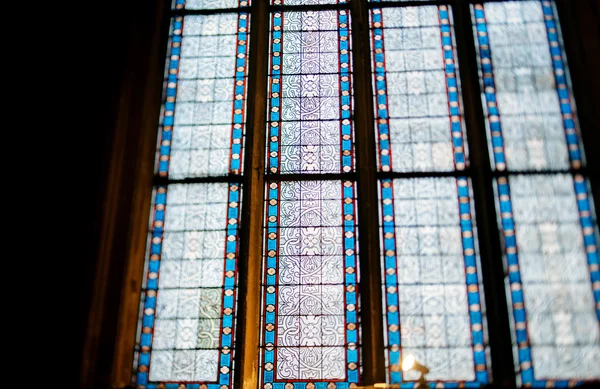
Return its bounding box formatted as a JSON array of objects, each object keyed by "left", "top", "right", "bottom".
[
  {"left": 379, "top": 178, "right": 488, "bottom": 385},
  {"left": 267, "top": 10, "right": 355, "bottom": 175},
  {"left": 495, "top": 174, "right": 600, "bottom": 383},
  {"left": 371, "top": 6, "right": 468, "bottom": 173},
  {"left": 473, "top": 1, "right": 600, "bottom": 385},
  {"left": 136, "top": 183, "right": 242, "bottom": 385},
  {"left": 261, "top": 180, "right": 359, "bottom": 384},
  {"left": 175, "top": 0, "right": 251, "bottom": 10},
  {"left": 169, "top": 13, "right": 250, "bottom": 178},
  {"left": 473, "top": 1, "right": 583, "bottom": 172},
  {"left": 135, "top": 12, "right": 249, "bottom": 389},
  {"left": 262, "top": 7, "right": 359, "bottom": 387},
  {"left": 371, "top": 5, "right": 489, "bottom": 386}
]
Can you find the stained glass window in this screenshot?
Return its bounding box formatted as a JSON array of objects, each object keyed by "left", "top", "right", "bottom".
[
  {"left": 260, "top": 4, "right": 361, "bottom": 388},
  {"left": 370, "top": 4, "right": 489, "bottom": 386},
  {"left": 129, "top": 1, "right": 600, "bottom": 388},
  {"left": 473, "top": 1, "right": 600, "bottom": 386},
  {"left": 134, "top": 4, "right": 250, "bottom": 388}
]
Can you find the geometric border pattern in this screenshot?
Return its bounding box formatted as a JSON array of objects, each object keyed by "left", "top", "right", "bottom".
[
  {"left": 473, "top": 1, "right": 600, "bottom": 386},
  {"left": 135, "top": 7, "right": 250, "bottom": 388},
  {"left": 261, "top": 5, "right": 360, "bottom": 389},
  {"left": 372, "top": 5, "right": 489, "bottom": 387}
]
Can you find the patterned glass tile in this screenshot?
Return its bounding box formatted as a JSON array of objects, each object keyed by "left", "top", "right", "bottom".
[
  {"left": 267, "top": 10, "right": 355, "bottom": 175},
  {"left": 260, "top": 180, "right": 360, "bottom": 386},
  {"left": 271, "top": 0, "right": 346, "bottom": 5},
  {"left": 379, "top": 178, "right": 489, "bottom": 386},
  {"left": 496, "top": 174, "right": 600, "bottom": 383},
  {"left": 136, "top": 183, "right": 242, "bottom": 387},
  {"left": 473, "top": 1, "right": 584, "bottom": 172},
  {"left": 371, "top": 6, "right": 468, "bottom": 173},
  {"left": 166, "top": 13, "right": 250, "bottom": 178},
  {"left": 174, "top": 0, "right": 250, "bottom": 11}
]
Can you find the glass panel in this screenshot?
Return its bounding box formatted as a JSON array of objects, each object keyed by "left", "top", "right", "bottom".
[
  {"left": 267, "top": 10, "right": 355, "bottom": 175},
  {"left": 371, "top": 5, "right": 489, "bottom": 386},
  {"left": 379, "top": 178, "right": 488, "bottom": 386},
  {"left": 174, "top": 0, "right": 251, "bottom": 10},
  {"left": 168, "top": 13, "right": 250, "bottom": 178},
  {"left": 371, "top": 6, "right": 468, "bottom": 173},
  {"left": 135, "top": 183, "right": 242, "bottom": 386},
  {"left": 260, "top": 180, "right": 360, "bottom": 385},
  {"left": 271, "top": 0, "right": 346, "bottom": 5},
  {"left": 473, "top": 1, "right": 584, "bottom": 172},
  {"left": 496, "top": 174, "right": 600, "bottom": 384},
  {"left": 473, "top": 2, "right": 600, "bottom": 385},
  {"left": 135, "top": 12, "right": 249, "bottom": 389}
]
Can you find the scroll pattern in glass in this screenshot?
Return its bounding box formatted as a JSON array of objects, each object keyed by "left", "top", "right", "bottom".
[
  {"left": 261, "top": 181, "right": 359, "bottom": 387},
  {"left": 473, "top": 1, "right": 600, "bottom": 385},
  {"left": 261, "top": 8, "right": 360, "bottom": 389},
  {"left": 267, "top": 10, "right": 354, "bottom": 175},
  {"left": 371, "top": 5, "right": 489, "bottom": 387},
  {"left": 174, "top": 0, "right": 250, "bottom": 11},
  {"left": 135, "top": 11, "right": 250, "bottom": 389}
]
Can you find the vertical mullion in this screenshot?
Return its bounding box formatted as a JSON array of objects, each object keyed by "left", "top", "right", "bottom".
[
  {"left": 350, "top": 0, "right": 386, "bottom": 384},
  {"left": 453, "top": 0, "right": 516, "bottom": 387},
  {"left": 234, "top": 1, "right": 270, "bottom": 389}
]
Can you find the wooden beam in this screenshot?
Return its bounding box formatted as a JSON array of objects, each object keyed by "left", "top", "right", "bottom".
[
  {"left": 453, "top": 1, "right": 516, "bottom": 387},
  {"left": 79, "top": 0, "right": 171, "bottom": 387},
  {"left": 351, "top": 0, "right": 386, "bottom": 384},
  {"left": 233, "top": 2, "right": 270, "bottom": 389}
]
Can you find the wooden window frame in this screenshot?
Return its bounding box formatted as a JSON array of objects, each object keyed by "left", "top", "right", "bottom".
[{"left": 79, "top": 1, "right": 600, "bottom": 388}]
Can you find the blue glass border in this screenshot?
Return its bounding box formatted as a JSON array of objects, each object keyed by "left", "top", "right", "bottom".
[
  {"left": 372, "top": 5, "right": 489, "bottom": 387},
  {"left": 261, "top": 8, "right": 360, "bottom": 388},
  {"left": 473, "top": 1, "right": 600, "bottom": 386},
  {"left": 266, "top": 9, "right": 354, "bottom": 175},
  {"left": 135, "top": 10, "right": 250, "bottom": 389}
]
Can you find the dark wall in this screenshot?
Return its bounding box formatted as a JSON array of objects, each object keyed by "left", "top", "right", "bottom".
[
  {"left": 77, "top": 0, "right": 124, "bottom": 362},
  {"left": 76, "top": 0, "right": 164, "bottom": 386}
]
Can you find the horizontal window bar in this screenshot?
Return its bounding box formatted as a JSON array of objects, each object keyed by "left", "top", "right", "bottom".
[
  {"left": 153, "top": 175, "right": 242, "bottom": 185},
  {"left": 376, "top": 170, "right": 472, "bottom": 179},
  {"left": 171, "top": 7, "right": 248, "bottom": 16},
  {"left": 376, "top": 167, "right": 589, "bottom": 180},
  {"left": 264, "top": 172, "right": 356, "bottom": 182},
  {"left": 368, "top": 0, "right": 455, "bottom": 8},
  {"left": 269, "top": 3, "right": 350, "bottom": 12},
  {"left": 491, "top": 167, "right": 589, "bottom": 177}
]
